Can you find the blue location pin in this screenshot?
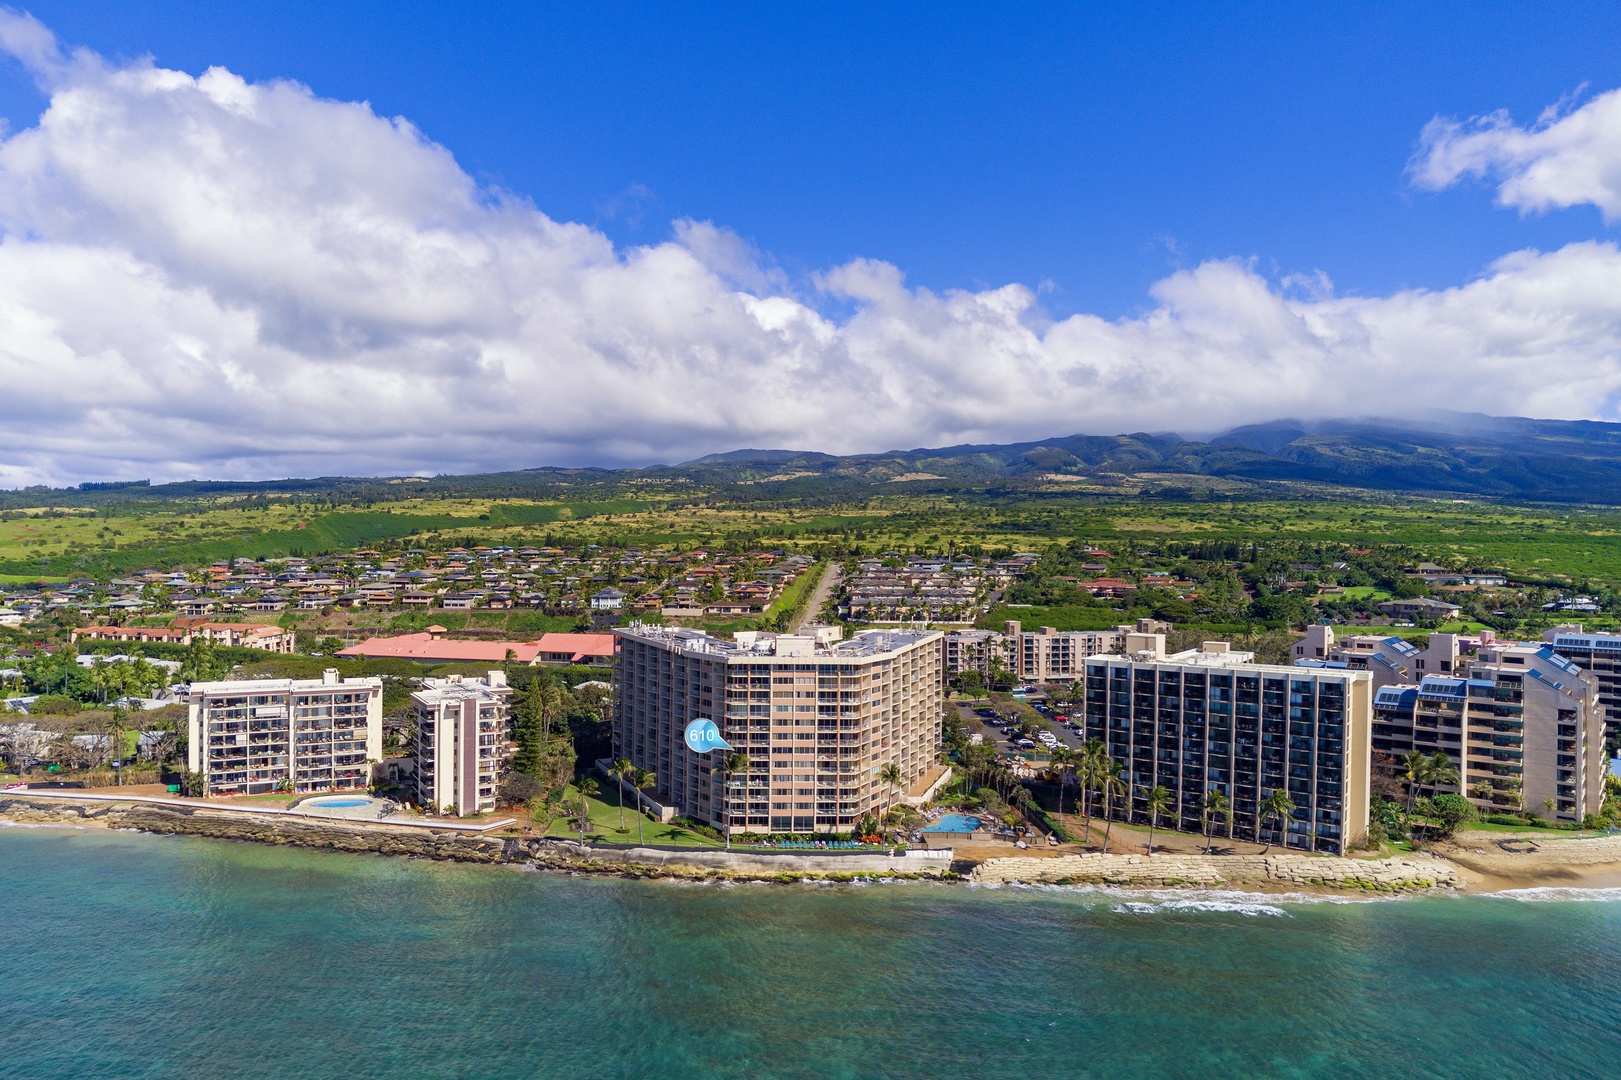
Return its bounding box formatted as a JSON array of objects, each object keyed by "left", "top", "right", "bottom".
[{"left": 684, "top": 718, "right": 733, "bottom": 753}]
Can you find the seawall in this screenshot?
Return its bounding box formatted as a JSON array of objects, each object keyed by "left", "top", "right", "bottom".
[{"left": 0, "top": 794, "right": 951, "bottom": 881}]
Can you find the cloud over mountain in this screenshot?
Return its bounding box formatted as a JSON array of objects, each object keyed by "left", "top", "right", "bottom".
[{"left": 0, "top": 14, "right": 1620, "bottom": 485}]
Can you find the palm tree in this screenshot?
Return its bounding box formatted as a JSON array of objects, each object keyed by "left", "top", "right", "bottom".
[
  {"left": 609, "top": 758, "right": 634, "bottom": 830},
  {"left": 633, "top": 768, "right": 656, "bottom": 846},
  {"left": 1075, "top": 739, "right": 1108, "bottom": 842},
  {"left": 1201, "top": 789, "right": 1231, "bottom": 854},
  {"left": 1100, "top": 760, "right": 1126, "bottom": 852},
  {"left": 712, "top": 750, "right": 751, "bottom": 850},
  {"left": 879, "top": 761, "right": 905, "bottom": 810},
  {"left": 1142, "top": 784, "right": 1171, "bottom": 855},
  {"left": 1047, "top": 746, "right": 1076, "bottom": 819},
  {"left": 576, "top": 777, "right": 600, "bottom": 841},
  {"left": 1257, "top": 789, "right": 1296, "bottom": 854},
  {"left": 1400, "top": 749, "right": 1430, "bottom": 815},
  {"left": 1427, "top": 751, "right": 1459, "bottom": 791}
]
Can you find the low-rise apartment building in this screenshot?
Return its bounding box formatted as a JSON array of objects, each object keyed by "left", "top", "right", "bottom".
[
  {"left": 944, "top": 619, "right": 1169, "bottom": 682},
  {"left": 1083, "top": 639, "right": 1372, "bottom": 854},
  {"left": 613, "top": 623, "right": 943, "bottom": 836},
  {"left": 174, "top": 619, "right": 297, "bottom": 653},
  {"left": 411, "top": 672, "right": 513, "bottom": 817},
  {"left": 185, "top": 670, "right": 383, "bottom": 796},
  {"left": 1372, "top": 643, "right": 1605, "bottom": 822}
]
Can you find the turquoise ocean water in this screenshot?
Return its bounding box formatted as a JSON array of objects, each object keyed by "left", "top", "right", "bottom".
[{"left": 1, "top": 824, "right": 1617, "bottom": 1079}]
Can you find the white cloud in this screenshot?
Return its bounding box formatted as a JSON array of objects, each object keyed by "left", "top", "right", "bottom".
[
  {"left": 1412, "top": 84, "right": 1621, "bottom": 219},
  {"left": 0, "top": 14, "right": 1620, "bottom": 486}
]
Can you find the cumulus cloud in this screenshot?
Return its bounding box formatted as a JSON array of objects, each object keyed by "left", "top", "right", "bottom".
[
  {"left": 1, "top": 13, "right": 1621, "bottom": 486},
  {"left": 1412, "top": 84, "right": 1621, "bottom": 219}
]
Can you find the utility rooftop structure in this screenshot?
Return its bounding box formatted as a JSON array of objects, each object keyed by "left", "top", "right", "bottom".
[
  {"left": 185, "top": 670, "right": 383, "bottom": 797},
  {"left": 1084, "top": 639, "right": 1371, "bottom": 854},
  {"left": 613, "top": 623, "right": 944, "bottom": 836}
]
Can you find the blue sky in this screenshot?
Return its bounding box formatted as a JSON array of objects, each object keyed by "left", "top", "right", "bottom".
[
  {"left": 5, "top": 1, "right": 1617, "bottom": 319},
  {"left": 2, "top": 4, "right": 1621, "bottom": 482}
]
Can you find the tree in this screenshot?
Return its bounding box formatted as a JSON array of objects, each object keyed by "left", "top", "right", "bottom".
[
  {"left": 711, "top": 750, "right": 751, "bottom": 850},
  {"left": 1201, "top": 789, "right": 1231, "bottom": 854},
  {"left": 1075, "top": 739, "right": 1108, "bottom": 841},
  {"left": 633, "top": 768, "right": 656, "bottom": 846},
  {"left": 1142, "top": 784, "right": 1171, "bottom": 855},
  {"left": 1427, "top": 751, "right": 1459, "bottom": 791},
  {"left": 576, "top": 777, "right": 600, "bottom": 841},
  {"left": 500, "top": 771, "right": 545, "bottom": 807},
  {"left": 1258, "top": 789, "right": 1297, "bottom": 854},
  {"left": 1099, "top": 759, "right": 1126, "bottom": 852},
  {"left": 1426, "top": 792, "right": 1476, "bottom": 838},
  {"left": 1047, "top": 746, "right": 1077, "bottom": 821},
  {"left": 1400, "top": 749, "right": 1430, "bottom": 816},
  {"left": 878, "top": 761, "right": 905, "bottom": 810},
  {"left": 610, "top": 758, "right": 635, "bottom": 831}
]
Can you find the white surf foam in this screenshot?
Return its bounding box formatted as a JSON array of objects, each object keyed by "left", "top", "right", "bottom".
[{"left": 1488, "top": 886, "right": 1621, "bottom": 903}]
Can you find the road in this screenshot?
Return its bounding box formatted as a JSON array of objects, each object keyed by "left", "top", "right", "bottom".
[{"left": 791, "top": 560, "right": 843, "bottom": 632}]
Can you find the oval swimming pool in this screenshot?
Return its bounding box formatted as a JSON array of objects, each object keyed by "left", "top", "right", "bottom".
[{"left": 305, "top": 797, "right": 371, "bottom": 809}]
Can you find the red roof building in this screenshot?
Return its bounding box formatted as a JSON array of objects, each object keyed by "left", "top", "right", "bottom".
[{"left": 338, "top": 629, "right": 615, "bottom": 666}]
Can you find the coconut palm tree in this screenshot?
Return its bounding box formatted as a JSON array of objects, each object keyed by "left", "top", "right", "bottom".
[
  {"left": 1143, "top": 784, "right": 1172, "bottom": 855},
  {"left": 1257, "top": 788, "right": 1296, "bottom": 854},
  {"left": 1047, "top": 746, "right": 1077, "bottom": 819},
  {"left": 633, "top": 768, "right": 656, "bottom": 846},
  {"left": 879, "top": 761, "right": 905, "bottom": 809},
  {"left": 1201, "top": 789, "right": 1231, "bottom": 854},
  {"left": 1070, "top": 739, "right": 1107, "bottom": 843},
  {"left": 609, "top": 758, "right": 634, "bottom": 830},
  {"left": 712, "top": 750, "right": 751, "bottom": 850},
  {"left": 1100, "top": 759, "right": 1126, "bottom": 852},
  {"left": 1400, "top": 749, "right": 1430, "bottom": 815},
  {"left": 1427, "top": 751, "right": 1459, "bottom": 791},
  {"left": 576, "top": 777, "right": 600, "bottom": 841}
]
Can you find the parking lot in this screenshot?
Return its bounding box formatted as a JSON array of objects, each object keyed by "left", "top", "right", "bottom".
[{"left": 956, "top": 696, "right": 1086, "bottom": 761}]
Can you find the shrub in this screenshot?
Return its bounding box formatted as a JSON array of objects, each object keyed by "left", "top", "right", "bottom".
[
  {"left": 670, "top": 816, "right": 723, "bottom": 842},
  {"left": 30, "top": 695, "right": 82, "bottom": 715}
]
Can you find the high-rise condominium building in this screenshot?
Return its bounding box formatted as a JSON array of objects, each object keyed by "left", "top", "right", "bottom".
[
  {"left": 410, "top": 671, "right": 513, "bottom": 817},
  {"left": 185, "top": 669, "right": 383, "bottom": 796},
  {"left": 1083, "top": 639, "right": 1372, "bottom": 854},
  {"left": 613, "top": 624, "right": 943, "bottom": 835},
  {"left": 1371, "top": 643, "right": 1604, "bottom": 822},
  {"left": 1541, "top": 625, "right": 1621, "bottom": 751}
]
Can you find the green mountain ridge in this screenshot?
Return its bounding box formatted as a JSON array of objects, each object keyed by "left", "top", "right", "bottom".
[{"left": 9, "top": 411, "right": 1621, "bottom": 510}]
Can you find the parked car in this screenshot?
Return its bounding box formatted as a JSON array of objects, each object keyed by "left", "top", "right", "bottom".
[{"left": 1016, "top": 738, "right": 1036, "bottom": 749}]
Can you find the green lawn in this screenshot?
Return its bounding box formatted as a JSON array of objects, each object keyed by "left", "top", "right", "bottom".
[{"left": 544, "top": 783, "right": 722, "bottom": 848}]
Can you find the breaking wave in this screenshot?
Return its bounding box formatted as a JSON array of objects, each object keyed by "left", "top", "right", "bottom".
[{"left": 1488, "top": 886, "right": 1621, "bottom": 903}]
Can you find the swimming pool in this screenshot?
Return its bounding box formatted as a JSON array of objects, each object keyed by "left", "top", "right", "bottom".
[
  {"left": 306, "top": 797, "right": 371, "bottom": 808},
  {"left": 922, "top": 813, "right": 982, "bottom": 833}
]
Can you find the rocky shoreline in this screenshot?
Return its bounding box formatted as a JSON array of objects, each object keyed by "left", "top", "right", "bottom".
[
  {"left": 19, "top": 793, "right": 1621, "bottom": 895},
  {"left": 968, "top": 850, "right": 1461, "bottom": 891},
  {"left": 0, "top": 794, "right": 954, "bottom": 883}
]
